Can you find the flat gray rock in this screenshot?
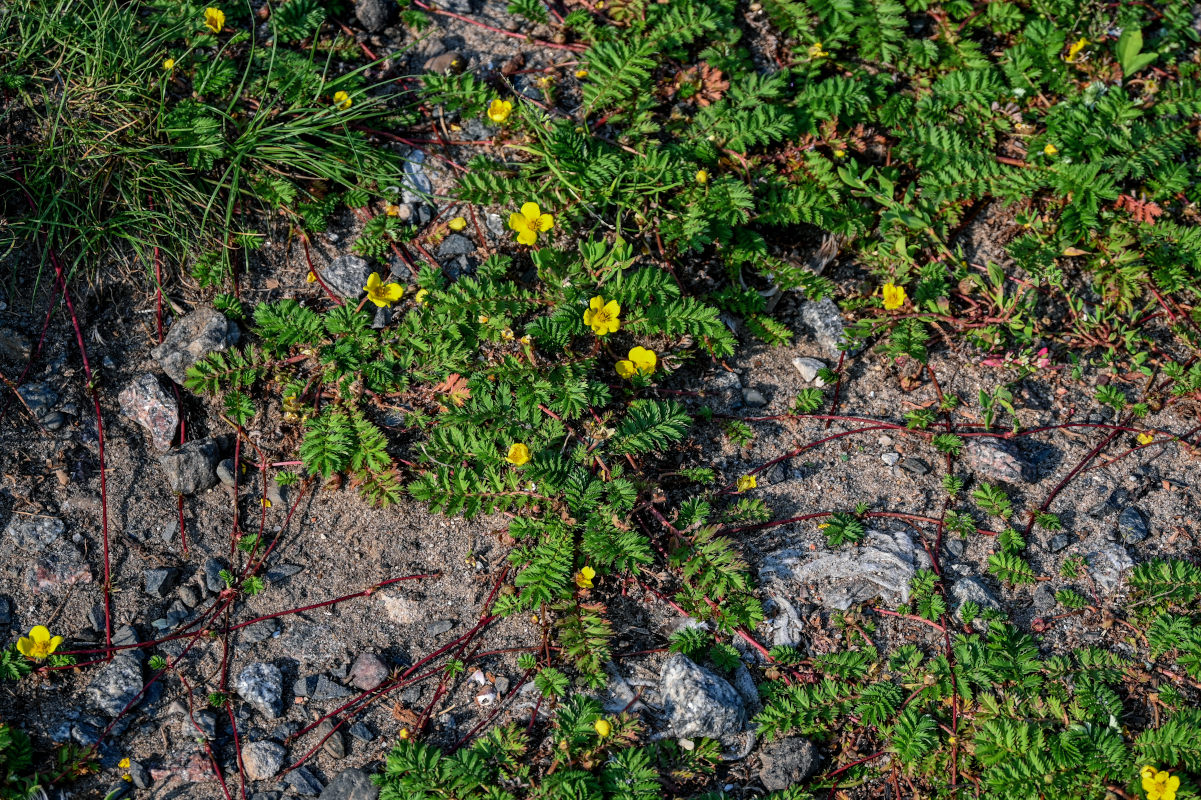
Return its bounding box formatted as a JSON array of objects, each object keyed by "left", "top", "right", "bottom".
[
  {"left": 88, "top": 654, "right": 144, "bottom": 717},
  {"left": 1088, "top": 545, "right": 1134, "bottom": 594},
  {"left": 241, "top": 741, "right": 286, "bottom": 781},
  {"left": 964, "top": 437, "right": 1032, "bottom": 484},
  {"left": 318, "top": 256, "right": 371, "bottom": 299},
  {"left": 659, "top": 654, "right": 746, "bottom": 739},
  {"left": 235, "top": 662, "right": 284, "bottom": 718},
  {"left": 152, "top": 307, "right": 239, "bottom": 385},
  {"left": 950, "top": 577, "right": 1001, "bottom": 624},
  {"left": 319, "top": 768, "right": 378, "bottom": 800},
  {"left": 6, "top": 516, "right": 64, "bottom": 551},
  {"left": 759, "top": 736, "right": 819, "bottom": 791},
  {"left": 798, "top": 299, "right": 850, "bottom": 358},
  {"left": 159, "top": 438, "right": 219, "bottom": 495}
]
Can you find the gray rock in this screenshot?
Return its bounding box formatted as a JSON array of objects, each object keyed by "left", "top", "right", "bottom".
[
  {"left": 347, "top": 722, "right": 374, "bottom": 742},
  {"left": 659, "top": 654, "right": 747, "bottom": 739},
  {"left": 881, "top": 452, "right": 900, "bottom": 466},
  {"left": 485, "top": 213, "right": 504, "bottom": 238},
  {"left": 742, "top": 389, "right": 767, "bottom": 408},
  {"left": 1032, "top": 584, "right": 1056, "bottom": 615},
  {"left": 295, "top": 674, "right": 353, "bottom": 701},
  {"left": 760, "top": 529, "right": 928, "bottom": 618},
  {"left": 964, "top": 437, "right": 1031, "bottom": 484},
  {"left": 251, "top": 794, "right": 282, "bottom": 800},
  {"left": 128, "top": 759, "right": 151, "bottom": 789},
  {"left": 152, "top": 307, "right": 239, "bottom": 385},
  {"left": 113, "top": 624, "right": 140, "bottom": 651},
  {"left": 899, "top": 458, "right": 931, "bottom": 476},
  {"left": 17, "top": 383, "right": 57, "bottom": 417},
  {"left": 242, "top": 741, "right": 286, "bottom": 781},
  {"left": 0, "top": 596, "right": 10, "bottom": 626},
  {"left": 1117, "top": 507, "right": 1149, "bottom": 544},
  {"left": 179, "top": 584, "right": 202, "bottom": 608},
  {"left": 118, "top": 374, "right": 178, "bottom": 451},
  {"left": 26, "top": 546, "right": 92, "bottom": 594},
  {"left": 798, "top": 299, "right": 849, "bottom": 358},
  {"left": 759, "top": 736, "right": 819, "bottom": 791},
  {"left": 319, "top": 255, "right": 372, "bottom": 300},
  {"left": 790, "top": 357, "right": 825, "bottom": 383},
  {"left": 316, "top": 721, "right": 346, "bottom": 759},
  {"left": 426, "top": 619, "right": 455, "bottom": 636},
  {"left": 204, "top": 557, "right": 227, "bottom": 593},
  {"left": 1088, "top": 487, "right": 1129, "bottom": 519},
  {"left": 240, "top": 620, "right": 279, "bottom": 644},
  {"left": 349, "top": 652, "right": 390, "bottom": 691},
  {"left": 402, "top": 150, "right": 433, "bottom": 203},
  {"left": 144, "top": 567, "right": 179, "bottom": 598},
  {"left": 160, "top": 438, "right": 220, "bottom": 495},
  {"left": 944, "top": 538, "right": 965, "bottom": 559},
  {"left": 216, "top": 458, "right": 237, "bottom": 488},
  {"left": 182, "top": 709, "right": 218, "bottom": 740},
  {"left": 1088, "top": 545, "right": 1134, "bottom": 594},
  {"left": 41, "top": 411, "right": 67, "bottom": 431},
  {"left": 0, "top": 328, "right": 31, "bottom": 362},
  {"left": 950, "top": 577, "right": 1001, "bottom": 624},
  {"left": 284, "top": 766, "right": 325, "bottom": 796},
  {"left": 1048, "top": 534, "right": 1070, "bottom": 553},
  {"left": 266, "top": 564, "right": 303, "bottom": 582},
  {"left": 437, "top": 234, "right": 475, "bottom": 257},
  {"left": 88, "top": 655, "right": 144, "bottom": 717},
  {"left": 354, "top": 0, "right": 394, "bottom": 31},
  {"left": 6, "top": 516, "right": 64, "bottom": 551},
  {"left": 235, "top": 663, "right": 285, "bottom": 718},
  {"left": 319, "top": 768, "right": 378, "bottom": 800}
]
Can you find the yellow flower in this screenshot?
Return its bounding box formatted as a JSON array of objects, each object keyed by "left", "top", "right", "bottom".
[
  {"left": 162, "top": 57, "right": 175, "bottom": 71},
  {"left": 506, "top": 443, "right": 531, "bottom": 466},
  {"left": 695, "top": 169, "right": 709, "bottom": 185},
  {"left": 364, "top": 273, "right": 404, "bottom": 307},
  {"left": 575, "top": 565, "right": 596, "bottom": 589},
  {"left": 203, "top": 7, "right": 225, "bottom": 33},
  {"left": 808, "top": 42, "right": 829, "bottom": 58},
  {"left": 398, "top": 728, "right": 410, "bottom": 740},
  {"left": 448, "top": 216, "right": 467, "bottom": 231},
  {"left": 509, "top": 202, "right": 554, "bottom": 246},
  {"left": 385, "top": 202, "right": 401, "bottom": 217},
  {"left": 333, "top": 91, "right": 352, "bottom": 110},
  {"left": 1137, "top": 432, "right": 1154, "bottom": 446},
  {"left": 833, "top": 148, "right": 846, "bottom": 158},
  {"left": 519, "top": 335, "right": 532, "bottom": 346},
  {"left": 736, "top": 474, "right": 757, "bottom": 493},
  {"left": 594, "top": 718, "right": 612, "bottom": 738},
  {"left": 415, "top": 288, "right": 429, "bottom": 306},
  {"left": 306, "top": 270, "right": 317, "bottom": 283},
  {"left": 1065, "top": 37, "right": 1088, "bottom": 63},
  {"left": 1142, "top": 767, "right": 1180, "bottom": 800},
  {"left": 575, "top": 69, "right": 589, "bottom": 79},
  {"left": 501, "top": 327, "right": 515, "bottom": 341},
  {"left": 16, "top": 626, "right": 64, "bottom": 661},
  {"left": 1043, "top": 143, "right": 1058, "bottom": 156},
  {"left": 882, "top": 282, "right": 907, "bottom": 310},
  {"left": 119, "top": 758, "right": 130, "bottom": 769},
  {"left": 487, "top": 98, "right": 513, "bottom": 124},
  {"left": 615, "top": 346, "right": 656, "bottom": 379},
  {"left": 583, "top": 296, "right": 621, "bottom": 336},
  {"left": 478, "top": 315, "right": 490, "bottom": 324}
]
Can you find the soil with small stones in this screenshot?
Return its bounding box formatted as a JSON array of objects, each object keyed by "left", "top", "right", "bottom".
[{"left": 2, "top": 3, "right": 1200, "bottom": 799}]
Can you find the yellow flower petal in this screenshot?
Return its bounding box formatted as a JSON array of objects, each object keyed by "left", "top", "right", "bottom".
[
  {"left": 628, "top": 346, "right": 656, "bottom": 375},
  {"left": 575, "top": 566, "right": 596, "bottom": 589},
  {"left": 333, "top": 91, "right": 352, "bottom": 110},
  {"left": 415, "top": 288, "right": 429, "bottom": 306},
  {"left": 536, "top": 213, "right": 554, "bottom": 233},
  {"left": 1043, "top": 143, "right": 1058, "bottom": 156},
  {"left": 204, "top": 7, "right": 225, "bottom": 33},
  {"left": 736, "top": 475, "right": 757, "bottom": 492},
  {"left": 506, "top": 443, "right": 531, "bottom": 466},
  {"left": 163, "top": 58, "right": 175, "bottom": 70},
  {"left": 882, "top": 283, "right": 907, "bottom": 311},
  {"left": 594, "top": 718, "right": 611, "bottom": 738},
  {"left": 487, "top": 99, "right": 512, "bottom": 123},
  {"left": 517, "top": 228, "right": 537, "bottom": 246},
  {"left": 520, "top": 202, "right": 542, "bottom": 223},
  {"left": 1137, "top": 432, "right": 1154, "bottom": 446},
  {"left": 695, "top": 169, "right": 708, "bottom": 184},
  {"left": 448, "top": 217, "right": 467, "bottom": 231},
  {"left": 616, "top": 360, "right": 636, "bottom": 379}
]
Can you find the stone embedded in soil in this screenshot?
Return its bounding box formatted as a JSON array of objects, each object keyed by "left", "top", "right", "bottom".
[
  {"left": 944, "top": 538, "right": 965, "bottom": 559},
  {"left": 118, "top": 373, "right": 178, "bottom": 451},
  {"left": 881, "top": 452, "right": 900, "bottom": 466},
  {"left": 1089, "top": 487, "right": 1129, "bottom": 519},
  {"left": 17, "top": 382, "right": 57, "bottom": 417},
  {"left": 128, "top": 759, "right": 151, "bottom": 789},
  {"left": 0, "top": 596, "right": 10, "bottom": 627},
  {"left": 316, "top": 720, "right": 347, "bottom": 759},
  {"left": 144, "top": 567, "right": 179, "bottom": 598},
  {"left": 1088, "top": 545, "right": 1134, "bottom": 594},
  {"left": 40, "top": 411, "right": 67, "bottom": 431},
  {"left": 659, "top": 654, "right": 747, "bottom": 739},
  {"left": 266, "top": 563, "right": 303, "bottom": 582},
  {"left": 179, "top": 584, "right": 201, "bottom": 608},
  {"left": 403, "top": 150, "right": 433, "bottom": 201},
  {"left": 152, "top": 306, "right": 240, "bottom": 386},
  {"left": 216, "top": 458, "right": 237, "bottom": 487},
  {"left": 241, "top": 620, "right": 279, "bottom": 644},
  {"left": 1048, "top": 534, "right": 1071, "bottom": 553},
  {"left": 235, "top": 662, "right": 285, "bottom": 718},
  {"left": 284, "top": 766, "right": 325, "bottom": 796},
  {"left": 437, "top": 233, "right": 475, "bottom": 257},
  {"left": 26, "top": 546, "right": 92, "bottom": 594},
  {"left": 159, "top": 437, "right": 220, "bottom": 495},
  {"left": 964, "top": 437, "right": 1032, "bottom": 484},
  {"left": 150, "top": 751, "right": 217, "bottom": 783},
  {"left": 759, "top": 736, "right": 819, "bottom": 792},
  {"left": 950, "top": 577, "right": 1001, "bottom": 624},
  {"left": 5, "top": 516, "right": 64, "bottom": 551},
  {"left": 742, "top": 388, "right": 767, "bottom": 407},
  {"left": 760, "top": 529, "right": 928, "bottom": 616},
  {"left": 423, "top": 51, "right": 466, "bottom": 76},
  {"left": 1117, "top": 506, "right": 1149, "bottom": 544},
  {"left": 204, "top": 557, "right": 228, "bottom": 593},
  {"left": 319, "top": 255, "right": 372, "bottom": 299},
  {"left": 182, "top": 709, "right": 218, "bottom": 740},
  {"left": 242, "top": 741, "right": 287, "bottom": 781},
  {"left": 87, "top": 654, "right": 144, "bottom": 717},
  {"left": 899, "top": 457, "right": 931, "bottom": 476},
  {"left": 349, "top": 652, "right": 390, "bottom": 691},
  {"left": 791, "top": 356, "right": 825, "bottom": 383},
  {"left": 294, "top": 674, "right": 353, "bottom": 701},
  {"left": 354, "top": 0, "right": 395, "bottom": 31},
  {"left": 798, "top": 299, "right": 850, "bottom": 358},
  {"left": 0, "top": 327, "right": 31, "bottom": 362},
  {"left": 426, "top": 618, "right": 455, "bottom": 635},
  {"left": 347, "top": 721, "right": 374, "bottom": 742},
  {"left": 319, "top": 767, "right": 379, "bottom": 800}
]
